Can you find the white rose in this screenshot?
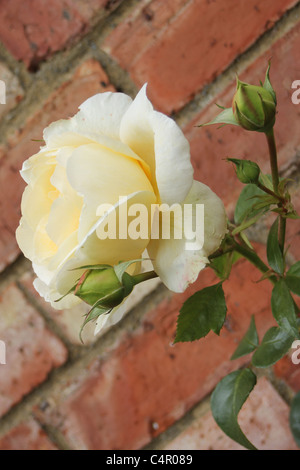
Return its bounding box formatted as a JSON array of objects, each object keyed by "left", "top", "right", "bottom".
[{"left": 16, "top": 85, "right": 227, "bottom": 332}]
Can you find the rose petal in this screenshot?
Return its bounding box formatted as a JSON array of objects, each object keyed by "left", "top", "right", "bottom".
[
  {"left": 147, "top": 180, "right": 227, "bottom": 292},
  {"left": 16, "top": 219, "right": 35, "bottom": 260},
  {"left": 120, "top": 84, "right": 194, "bottom": 204},
  {"left": 66, "top": 143, "right": 155, "bottom": 241},
  {"left": 52, "top": 190, "right": 156, "bottom": 302}
]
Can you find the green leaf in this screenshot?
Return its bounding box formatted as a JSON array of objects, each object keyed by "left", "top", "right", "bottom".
[
  {"left": 232, "top": 213, "right": 262, "bottom": 235},
  {"left": 286, "top": 262, "right": 300, "bottom": 296},
  {"left": 267, "top": 217, "right": 284, "bottom": 275},
  {"left": 198, "top": 107, "right": 239, "bottom": 128},
  {"left": 252, "top": 327, "right": 294, "bottom": 368},
  {"left": 231, "top": 316, "right": 259, "bottom": 360},
  {"left": 271, "top": 279, "right": 299, "bottom": 338},
  {"left": 290, "top": 392, "right": 300, "bottom": 448},
  {"left": 70, "top": 264, "right": 111, "bottom": 271},
  {"left": 113, "top": 259, "right": 145, "bottom": 283},
  {"left": 263, "top": 62, "right": 277, "bottom": 105},
  {"left": 78, "top": 287, "right": 124, "bottom": 342},
  {"left": 211, "top": 369, "right": 257, "bottom": 450},
  {"left": 174, "top": 284, "right": 227, "bottom": 343},
  {"left": 239, "top": 231, "right": 254, "bottom": 249},
  {"left": 54, "top": 285, "right": 77, "bottom": 303},
  {"left": 79, "top": 305, "right": 110, "bottom": 343},
  {"left": 210, "top": 251, "right": 241, "bottom": 281},
  {"left": 259, "top": 173, "right": 274, "bottom": 191},
  {"left": 234, "top": 184, "right": 268, "bottom": 224}
]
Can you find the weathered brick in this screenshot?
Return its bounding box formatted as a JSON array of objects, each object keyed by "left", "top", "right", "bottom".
[
  {"left": 0, "top": 59, "right": 114, "bottom": 272},
  {"left": 0, "top": 62, "right": 24, "bottom": 121},
  {"left": 163, "top": 378, "right": 297, "bottom": 450},
  {"left": 0, "top": 0, "right": 121, "bottom": 68},
  {"left": 0, "top": 284, "right": 67, "bottom": 417},
  {"left": 104, "top": 0, "right": 298, "bottom": 113},
  {"left": 184, "top": 21, "right": 300, "bottom": 214},
  {"left": 274, "top": 353, "right": 300, "bottom": 392},
  {"left": 0, "top": 419, "right": 57, "bottom": 450},
  {"left": 35, "top": 251, "right": 277, "bottom": 450}
]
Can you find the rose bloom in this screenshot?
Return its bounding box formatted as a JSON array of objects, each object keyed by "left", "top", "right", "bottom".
[{"left": 16, "top": 85, "right": 227, "bottom": 333}]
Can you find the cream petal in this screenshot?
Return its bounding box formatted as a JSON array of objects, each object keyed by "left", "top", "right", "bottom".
[
  {"left": 150, "top": 110, "right": 194, "bottom": 204},
  {"left": 20, "top": 149, "right": 56, "bottom": 185},
  {"left": 46, "top": 194, "right": 82, "bottom": 246},
  {"left": 16, "top": 219, "right": 35, "bottom": 260},
  {"left": 33, "top": 215, "right": 58, "bottom": 263},
  {"left": 147, "top": 238, "right": 207, "bottom": 293},
  {"left": 51, "top": 190, "right": 156, "bottom": 305},
  {"left": 73, "top": 190, "right": 157, "bottom": 267},
  {"left": 120, "top": 84, "right": 158, "bottom": 195},
  {"left": 43, "top": 92, "right": 144, "bottom": 165},
  {"left": 77, "top": 91, "right": 132, "bottom": 139},
  {"left": 21, "top": 166, "right": 58, "bottom": 232},
  {"left": 120, "top": 84, "right": 194, "bottom": 204},
  {"left": 187, "top": 181, "right": 228, "bottom": 256},
  {"left": 148, "top": 181, "right": 227, "bottom": 293},
  {"left": 33, "top": 277, "right": 81, "bottom": 310},
  {"left": 43, "top": 90, "right": 132, "bottom": 144},
  {"left": 66, "top": 143, "right": 155, "bottom": 240}
]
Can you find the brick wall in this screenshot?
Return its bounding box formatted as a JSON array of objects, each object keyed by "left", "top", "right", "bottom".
[{"left": 0, "top": 0, "right": 299, "bottom": 450}]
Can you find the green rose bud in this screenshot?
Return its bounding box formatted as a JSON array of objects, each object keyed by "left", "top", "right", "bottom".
[
  {"left": 198, "top": 63, "right": 277, "bottom": 133},
  {"left": 227, "top": 158, "right": 261, "bottom": 184},
  {"left": 58, "top": 259, "right": 158, "bottom": 341},
  {"left": 232, "top": 79, "right": 276, "bottom": 133},
  {"left": 74, "top": 266, "right": 134, "bottom": 309}
]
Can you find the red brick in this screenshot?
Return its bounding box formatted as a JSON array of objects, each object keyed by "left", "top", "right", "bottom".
[
  {"left": 0, "top": 63, "right": 24, "bottom": 121},
  {"left": 104, "top": 0, "right": 298, "bottom": 113},
  {"left": 0, "top": 284, "right": 67, "bottom": 417},
  {"left": 274, "top": 354, "right": 300, "bottom": 392},
  {"left": 0, "top": 59, "right": 114, "bottom": 272},
  {"left": 184, "top": 21, "right": 300, "bottom": 215},
  {"left": 0, "top": 419, "right": 57, "bottom": 450},
  {"left": 35, "top": 250, "right": 277, "bottom": 450},
  {"left": 163, "top": 378, "right": 297, "bottom": 450},
  {"left": 0, "top": 0, "right": 121, "bottom": 68}
]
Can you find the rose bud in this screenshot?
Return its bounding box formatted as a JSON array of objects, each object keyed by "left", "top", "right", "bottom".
[
  {"left": 198, "top": 63, "right": 276, "bottom": 134},
  {"left": 232, "top": 79, "right": 276, "bottom": 133},
  {"left": 227, "top": 158, "right": 261, "bottom": 184},
  {"left": 74, "top": 266, "right": 134, "bottom": 309}
]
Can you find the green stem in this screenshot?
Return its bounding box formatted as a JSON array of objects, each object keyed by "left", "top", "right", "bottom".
[
  {"left": 265, "top": 129, "right": 286, "bottom": 254},
  {"left": 266, "top": 129, "right": 279, "bottom": 193},
  {"left": 208, "top": 247, "right": 234, "bottom": 260},
  {"left": 132, "top": 270, "right": 158, "bottom": 285},
  {"left": 279, "top": 218, "right": 286, "bottom": 253},
  {"left": 232, "top": 241, "right": 276, "bottom": 285},
  {"left": 257, "top": 181, "right": 284, "bottom": 203}
]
